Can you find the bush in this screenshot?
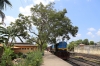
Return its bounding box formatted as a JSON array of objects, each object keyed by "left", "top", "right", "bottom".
[
  {"left": 0, "top": 44, "right": 13, "bottom": 66},
  {"left": 17, "top": 52, "right": 23, "bottom": 57},
  {"left": 15, "top": 50, "right": 43, "bottom": 66},
  {"left": 10, "top": 53, "right": 17, "bottom": 60}
]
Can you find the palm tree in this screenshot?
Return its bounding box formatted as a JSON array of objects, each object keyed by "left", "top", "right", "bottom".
[{"left": 0, "top": 0, "right": 12, "bottom": 24}]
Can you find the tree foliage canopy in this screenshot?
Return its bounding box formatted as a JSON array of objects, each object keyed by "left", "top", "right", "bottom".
[
  {"left": 30, "top": 3, "right": 78, "bottom": 44},
  {"left": 82, "top": 39, "right": 89, "bottom": 45},
  {"left": 89, "top": 41, "right": 94, "bottom": 45},
  {"left": 0, "top": 2, "right": 78, "bottom": 51},
  {"left": 68, "top": 39, "right": 95, "bottom": 51}
]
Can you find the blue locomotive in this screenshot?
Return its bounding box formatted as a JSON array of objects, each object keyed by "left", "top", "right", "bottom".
[{"left": 50, "top": 41, "right": 70, "bottom": 60}]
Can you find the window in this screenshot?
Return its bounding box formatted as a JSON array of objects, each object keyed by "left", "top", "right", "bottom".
[{"left": 27, "top": 48, "right": 29, "bottom": 50}]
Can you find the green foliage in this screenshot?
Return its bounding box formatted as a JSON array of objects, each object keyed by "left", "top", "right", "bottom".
[
  {"left": 9, "top": 14, "right": 31, "bottom": 43},
  {"left": 68, "top": 41, "right": 75, "bottom": 51},
  {"left": 74, "top": 39, "right": 82, "bottom": 46},
  {"left": 22, "top": 2, "right": 78, "bottom": 51},
  {"left": 68, "top": 39, "right": 82, "bottom": 51},
  {"left": 10, "top": 53, "right": 18, "bottom": 60},
  {"left": 15, "top": 51, "right": 43, "bottom": 66},
  {"left": 68, "top": 39, "right": 95, "bottom": 51},
  {"left": 0, "top": 20, "right": 29, "bottom": 45},
  {"left": 1, "top": 2, "right": 78, "bottom": 52},
  {"left": 34, "top": 3, "right": 78, "bottom": 42},
  {"left": 17, "top": 52, "right": 23, "bottom": 57},
  {"left": 0, "top": 26, "right": 8, "bottom": 43},
  {"left": 0, "top": 44, "right": 13, "bottom": 66},
  {"left": 89, "top": 41, "right": 94, "bottom": 45},
  {"left": 82, "top": 39, "right": 89, "bottom": 45},
  {"left": 43, "top": 43, "right": 47, "bottom": 50}
]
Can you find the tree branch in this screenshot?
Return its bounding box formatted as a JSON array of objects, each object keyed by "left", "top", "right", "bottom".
[{"left": 18, "top": 36, "right": 24, "bottom": 43}]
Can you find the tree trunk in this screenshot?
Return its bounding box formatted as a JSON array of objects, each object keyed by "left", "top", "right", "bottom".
[
  {"left": 39, "top": 44, "right": 44, "bottom": 56},
  {"left": 0, "top": 47, "right": 3, "bottom": 58},
  {"left": 39, "top": 44, "right": 43, "bottom": 52},
  {"left": 18, "top": 36, "right": 24, "bottom": 43}
]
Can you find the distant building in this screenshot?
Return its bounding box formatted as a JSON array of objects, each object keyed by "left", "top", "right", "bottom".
[{"left": 0, "top": 43, "right": 38, "bottom": 54}]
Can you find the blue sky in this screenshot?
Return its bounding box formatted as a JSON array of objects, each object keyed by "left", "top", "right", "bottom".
[{"left": 1, "top": 0, "right": 100, "bottom": 43}]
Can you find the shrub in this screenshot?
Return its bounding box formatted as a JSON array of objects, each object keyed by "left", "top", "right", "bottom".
[
  {"left": 0, "top": 44, "right": 13, "bottom": 66},
  {"left": 10, "top": 53, "right": 17, "bottom": 60},
  {"left": 14, "top": 50, "right": 43, "bottom": 66},
  {"left": 17, "top": 52, "right": 23, "bottom": 57}
]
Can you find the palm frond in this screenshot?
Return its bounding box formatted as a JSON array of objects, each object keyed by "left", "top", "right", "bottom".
[
  {"left": 0, "top": 0, "right": 12, "bottom": 10},
  {"left": 0, "top": 10, "right": 5, "bottom": 24},
  {"left": 4, "top": 0, "right": 12, "bottom": 8}
]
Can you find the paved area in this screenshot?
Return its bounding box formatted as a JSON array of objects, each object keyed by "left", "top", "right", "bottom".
[{"left": 41, "top": 51, "right": 72, "bottom": 66}]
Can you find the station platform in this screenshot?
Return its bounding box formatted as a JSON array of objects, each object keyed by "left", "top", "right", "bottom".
[{"left": 41, "top": 51, "right": 72, "bottom": 66}]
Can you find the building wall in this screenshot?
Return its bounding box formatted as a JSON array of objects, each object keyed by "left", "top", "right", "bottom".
[
  {"left": 74, "top": 45, "right": 100, "bottom": 55},
  {"left": 13, "top": 46, "right": 38, "bottom": 54}
]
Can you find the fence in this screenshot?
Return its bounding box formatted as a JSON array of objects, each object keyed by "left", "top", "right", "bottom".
[{"left": 74, "top": 45, "right": 100, "bottom": 55}]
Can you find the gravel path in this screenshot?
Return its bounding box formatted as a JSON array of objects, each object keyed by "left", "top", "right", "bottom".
[{"left": 41, "top": 51, "right": 72, "bottom": 66}]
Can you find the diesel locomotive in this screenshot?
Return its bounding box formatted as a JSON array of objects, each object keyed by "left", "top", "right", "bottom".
[{"left": 50, "top": 41, "right": 70, "bottom": 60}]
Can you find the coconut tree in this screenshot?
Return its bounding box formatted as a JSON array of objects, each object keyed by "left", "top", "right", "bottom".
[
  {"left": 0, "top": 0, "right": 12, "bottom": 24},
  {"left": 0, "top": 26, "right": 7, "bottom": 43}
]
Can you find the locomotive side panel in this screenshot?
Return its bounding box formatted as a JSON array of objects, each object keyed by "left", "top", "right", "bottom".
[{"left": 50, "top": 41, "right": 70, "bottom": 60}]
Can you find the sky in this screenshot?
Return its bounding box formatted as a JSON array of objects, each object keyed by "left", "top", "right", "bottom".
[{"left": 0, "top": 0, "right": 100, "bottom": 43}]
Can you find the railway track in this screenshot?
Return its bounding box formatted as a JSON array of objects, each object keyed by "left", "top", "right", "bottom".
[
  {"left": 67, "top": 53, "right": 100, "bottom": 66},
  {"left": 67, "top": 58, "right": 92, "bottom": 66},
  {"left": 72, "top": 53, "right": 100, "bottom": 60},
  {"left": 69, "top": 57, "right": 100, "bottom": 66}
]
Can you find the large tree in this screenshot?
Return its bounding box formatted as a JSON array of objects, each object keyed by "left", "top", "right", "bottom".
[
  {"left": 16, "top": 3, "right": 78, "bottom": 51},
  {"left": 0, "top": 0, "right": 12, "bottom": 24},
  {"left": 29, "top": 3, "right": 78, "bottom": 51},
  {"left": 89, "top": 41, "right": 94, "bottom": 45},
  {"left": 0, "top": 15, "right": 29, "bottom": 46},
  {"left": 82, "top": 39, "right": 89, "bottom": 45},
  {"left": 68, "top": 41, "right": 75, "bottom": 51},
  {"left": 8, "top": 15, "right": 30, "bottom": 44},
  {"left": 74, "top": 39, "right": 83, "bottom": 46},
  {"left": 0, "top": 26, "right": 7, "bottom": 43}
]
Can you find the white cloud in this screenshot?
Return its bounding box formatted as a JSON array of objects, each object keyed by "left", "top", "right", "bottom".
[
  {"left": 67, "top": 34, "right": 82, "bottom": 43},
  {"left": 91, "top": 35, "right": 95, "bottom": 38},
  {"left": 87, "top": 32, "right": 95, "bottom": 38},
  {"left": 24, "top": 0, "right": 59, "bottom": 5},
  {"left": 96, "top": 29, "right": 100, "bottom": 36},
  {"left": 87, "top": 32, "right": 92, "bottom": 35},
  {"left": 0, "top": 16, "right": 15, "bottom": 26},
  {"left": 19, "top": 4, "right": 33, "bottom": 16},
  {"left": 33, "top": 0, "right": 55, "bottom": 5},
  {"left": 19, "top": 0, "right": 60, "bottom": 16},
  {"left": 88, "top": 28, "right": 95, "bottom": 32},
  {"left": 76, "top": 34, "right": 81, "bottom": 37}
]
